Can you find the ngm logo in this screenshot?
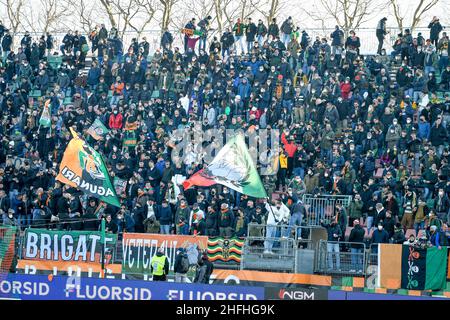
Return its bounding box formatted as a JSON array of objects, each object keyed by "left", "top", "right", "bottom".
[{"left": 278, "top": 289, "right": 315, "bottom": 300}]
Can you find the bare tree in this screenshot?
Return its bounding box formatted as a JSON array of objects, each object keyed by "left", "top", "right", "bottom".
[
  {"left": 387, "top": 0, "right": 440, "bottom": 33},
  {"left": 38, "top": 0, "right": 73, "bottom": 33},
  {"left": 388, "top": 0, "right": 404, "bottom": 32},
  {"left": 66, "top": 0, "right": 101, "bottom": 34},
  {"left": 1, "top": 0, "right": 25, "bottom": 34},
  {"left": 97, "top": 0, "right": 158, "bottom": 38},
  {"left": 99, "top": 0, "right": 118, "bottom": 29},
  {"left": 411, "top": 0, "right": 440, "bottom": 31},
  {"left": 305, "top": 0, "right": 376, "bottom": 35},
  {"left": 160, "top": 0, "right": 179, "bottom": 31},
  {"left": 251, "top": 0, "right": 282, "bottom": 25}
]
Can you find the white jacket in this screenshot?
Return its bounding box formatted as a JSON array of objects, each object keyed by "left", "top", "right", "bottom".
[{"left": 265, "top": 202, "right": 290, "bottom": 226}]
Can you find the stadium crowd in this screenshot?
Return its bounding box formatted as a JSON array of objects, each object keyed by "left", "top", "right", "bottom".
[{"left": 0, "top": 14, "right": 449, "bottom": 258}]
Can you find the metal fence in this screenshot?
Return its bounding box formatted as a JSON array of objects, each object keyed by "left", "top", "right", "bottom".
[
  {"left": 241, "top": 235, "right": 296, "bottom": 273},
  {"left": 8, "top": 27, "right": 432, "bottom": 56},
  {"left": 315, "top": 240, "right": 367, "bottom": 276},
  {"left": 301, "top": 194, "right": 353, "bottom": 226},
  {"left": 247, "top": 222, "right": 318, "bottom": 249}
]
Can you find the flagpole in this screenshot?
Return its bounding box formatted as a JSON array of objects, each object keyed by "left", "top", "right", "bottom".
[{"left": 100, "top": 216, "right": 106, "bottom": 279}]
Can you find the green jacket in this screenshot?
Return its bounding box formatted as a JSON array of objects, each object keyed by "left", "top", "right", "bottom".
[
  {"left": 233, "top": 23, "right": 245, "bottom": 36},
  {"left": 348, "top": 200, "right": 363, "bottom": 219}
]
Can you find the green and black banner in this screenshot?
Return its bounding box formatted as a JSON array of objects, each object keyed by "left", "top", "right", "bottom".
[{"left": 401, "top": 246, "right": 447, "bottom": 291}]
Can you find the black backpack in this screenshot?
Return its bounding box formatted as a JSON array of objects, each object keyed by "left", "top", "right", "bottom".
[{"left": 179, "top": 253, "right": 190, "bottom": 273}]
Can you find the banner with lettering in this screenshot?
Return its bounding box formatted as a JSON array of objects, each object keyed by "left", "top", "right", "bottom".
[
  {"left": 0, "top": 274, "right": 264, "bottom": 300},
  {"left": 121, "top": 233, "right": 208, "bottom": 274},
  {"left": 56, "top": 127, "right": 120, "bottom": 207},
  {"left": 22, "top": 229, "right": 117, "bottom": 264}
]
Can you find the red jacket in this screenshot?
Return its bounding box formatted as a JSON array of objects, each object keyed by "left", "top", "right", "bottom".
[
  {"left": 249, "top": 108, "right": 263, "bottom": 120},
  {"left": 340, "top": 82, "right": 352, "bottom": 100},
  {"left": 109, "top": 113, "right": 123, "bottom": 129},
  {"left": 281, "top": 132, "right": 297, "bottom": 158}
]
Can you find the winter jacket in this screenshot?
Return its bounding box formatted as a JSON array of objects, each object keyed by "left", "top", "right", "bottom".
[
  {"left": 429, "top": 123, "right": 448, "bottom": 147},
  {"left": 371, "top": 229, "right": 389, "bottom": 244},
  {"left": 108, "top": 113, "right": 123, "bottom": 129},
  {"left": 268, "top": 23, "right": 279, "bottom": 38},
  {"left": 218, "top": 209, "right": 234, "bottom": 228},
  {"left": 348, "top": 224, "right": 365, "bottom": 248},
  {"left": 417, "top": 121, "right": 431, "bottom": 140},
  {"left": 158, "top": 205, "right": 173, "bottom": 225},
  {"left": 321, "top": 222, "right": 342, "bottom": 242}
]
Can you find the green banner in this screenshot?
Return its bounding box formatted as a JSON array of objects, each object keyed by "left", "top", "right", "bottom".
[
  {"left": 23, "top": 229, "right": 117, "bottom": 263},
  {"left": 87, "top": 118, "right": 110, "bottom": 141},
  {"left": 113, "top": 176, "right": 127, "bottom": 196},
  {"left": 56, "top": 128, "right": 121, "bottom": 208}
]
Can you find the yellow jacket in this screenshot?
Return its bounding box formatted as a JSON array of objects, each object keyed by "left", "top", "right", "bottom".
[{"left": 275, "top": 153, "right": 288, "bottom": 170}]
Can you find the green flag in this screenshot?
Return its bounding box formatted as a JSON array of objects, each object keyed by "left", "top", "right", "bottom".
[
  {"left": 183, "top": 134, "right": 268, "bottom": 198},
  {"left": 39, "top": 100, "right": 51, "bottom": 128},
  {"left": 87, "top": 118, "right": 110, "bottom": 140},
  {"left": 401, "top": 245, "right": 448, "bottom": 290},
  {"left": 56, "top": 128, "right": 121, "bottom": 207}
]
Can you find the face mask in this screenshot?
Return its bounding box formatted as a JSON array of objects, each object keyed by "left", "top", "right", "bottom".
[
  {"left": 378, "top": 226, "right": 383, "bottom": 231},
  {"left": 407, "top": 120, "right": 411, "bottom": 124},
  {"left": 439, "top": 192, "right": 444, "bottom": 196},
  {"left": 8, "top": 214, "right": 13, "bottom": 218}
]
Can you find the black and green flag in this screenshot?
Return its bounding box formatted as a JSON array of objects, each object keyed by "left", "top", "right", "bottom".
[{"left": 401, "top": 246, "right": 447, "bottom": 290}]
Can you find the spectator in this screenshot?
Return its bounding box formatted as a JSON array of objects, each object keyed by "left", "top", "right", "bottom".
[
  {"left": 429, "top": 225, "right": 443, "bottom": 249},
  {"left": 174, "top": 248, "right": 190, "bottom": 283},
  {"left": 393, "top": 223, "right": 407, "bottom": 244},
  {"left": 428, "top": 16, "right": 443, "bottom": 47},
  {"left": 370, "top": 223, "right": 389, "bottom": 253},
  {"left": 104, "top": 214, "right": 118, "bottom": 234},
  {"left": 233, "top": 18, "right": 245, "bottom": 54},
  {"left": 159, "top": 200, "right": 173, "bottom": 234},
  {"left": 264, "top": 199, "right": 289, "bottom": 254},
  {"left": 348, "top": 219, "right": 365, "bottom": 272},
  {"left": 218, "top": 203, "right": 234, "bottom": 237},
  {"left": 376, "top": 17, "right": 388, "bottom": 55},
  {"left": 321, "top": 218, "right": 342, "bottom": 271}
]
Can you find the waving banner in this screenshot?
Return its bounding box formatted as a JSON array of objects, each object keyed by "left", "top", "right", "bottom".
[
  {"left": 39, "top": 100, "right": 51, "bottom": 128},
  {"left": 87, "top": 118, "right": 109, "bottom": 141},
  {"left": 183, "top": 134, "right": 267, "bottom": 198},
  {"left": 56, "top": 127, "right": 120, "bottom": 207}
]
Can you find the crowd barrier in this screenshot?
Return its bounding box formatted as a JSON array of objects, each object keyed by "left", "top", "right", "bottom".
[
  {"left": 301, "top": 194, "right": 353, "bottom": 226},
  {"left": 9, "top": 27, "right": 431, "bottom": 56},
  {"left": 315, "top": 240, "right": 367, "bottom": 276},
  {"left": 8, "top": 228, "right": 450, "bottom": 294},
  {"left": 241, "top": 236, "right": 297, "bottom": 273}
]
